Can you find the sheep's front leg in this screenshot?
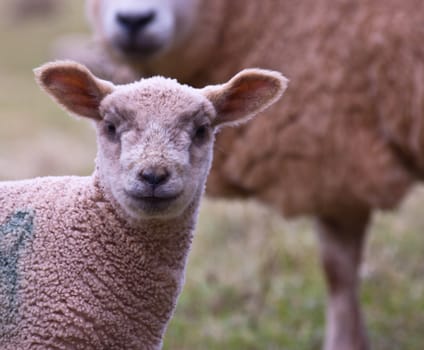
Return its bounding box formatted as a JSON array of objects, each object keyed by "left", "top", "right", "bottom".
[{"left": 316, "top": 211, "right": 370, "bottom": 350}]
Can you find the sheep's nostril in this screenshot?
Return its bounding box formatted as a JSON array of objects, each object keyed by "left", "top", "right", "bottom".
[
  {"left": 139, "top": 168, "right": 170, "bottom": 186},
  {"left": 116, "top": 11, "right": 156, "bottom": 35}
]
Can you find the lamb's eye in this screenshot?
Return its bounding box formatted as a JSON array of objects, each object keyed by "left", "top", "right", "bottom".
[
  {"left": 104, "top": 121, "right": 118, "bottom": 140},
  {"left": 193, "top": 124, "right": 210, "bottom": 144}
]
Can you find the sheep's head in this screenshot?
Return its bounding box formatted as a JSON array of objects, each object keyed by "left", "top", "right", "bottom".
[
  {"left": 87, "top": 0, "right": 201, "bottom": 59},
  {"left": 35, "top": 61, "right": 287, "bottom": 220}
]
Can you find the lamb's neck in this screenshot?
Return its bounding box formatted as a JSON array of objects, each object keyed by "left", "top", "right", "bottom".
[
  {"left": 88, "top": 172, "right": 200, "bottom": 291},
  {"left": 68, "top": 175, "right": 201, "bottom": 347}
]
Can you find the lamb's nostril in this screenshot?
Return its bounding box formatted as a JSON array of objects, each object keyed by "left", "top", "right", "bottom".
[
  {"left": 139, "top": 167, "right": 170, "bottom": 186},
  {"left": 116, "top": 11, "right": 156, "bottom": 35}
]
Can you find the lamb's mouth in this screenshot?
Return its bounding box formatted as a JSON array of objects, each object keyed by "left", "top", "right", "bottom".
[{"left": 125, "top": 190, "right": 182, "bottom": 210}]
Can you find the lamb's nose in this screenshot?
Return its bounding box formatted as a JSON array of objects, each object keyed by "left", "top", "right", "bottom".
[
  {"left": 139, "top": 167, "right": 170, "bottom": 187},
  {"left": 116, "top": 11, "right": 156, "bottom": 34}
]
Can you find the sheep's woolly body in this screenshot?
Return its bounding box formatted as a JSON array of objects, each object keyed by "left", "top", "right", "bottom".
[
  {"left": 0, "top": 175, "right": 195, "bottom": 349},
  {"left": 87, "top": 0, "right": 424, "bottom": 218},
  {"left": 184, "top": 0, "right": 421, "bottom": 217}
]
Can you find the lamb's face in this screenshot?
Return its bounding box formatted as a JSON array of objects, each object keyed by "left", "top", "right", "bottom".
[
  {"left": 97, "top": 78, "right": 216, "bottom": 220},
  {"left": 35, "top": 61, "right": 287, "bottom": 221},
  {"left": 87, "top": 0, "right": 200, "bottom": 59}
]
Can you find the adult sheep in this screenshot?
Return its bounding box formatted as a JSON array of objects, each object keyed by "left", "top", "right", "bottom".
[
  {"left": 0, "top": 61, "right": 286, "bottom": 349},
  {"left": 75, "top": 0, "right": 424, "bottom": 349}
]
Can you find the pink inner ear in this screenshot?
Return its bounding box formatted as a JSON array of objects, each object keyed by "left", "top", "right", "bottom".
[
  {"left": 41, "top": 68, "right": 103, "bottom": 120},
  {"left": 220, "top": 77, "right": 277, "bottom": 115}
]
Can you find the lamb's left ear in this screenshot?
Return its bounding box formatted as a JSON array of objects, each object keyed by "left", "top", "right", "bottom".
[
  {"left": 202, "top": 68, "right": 288, "bottom": 128},
  {"left": 34, "top": 60, "right": 115, "bottom": 120}
]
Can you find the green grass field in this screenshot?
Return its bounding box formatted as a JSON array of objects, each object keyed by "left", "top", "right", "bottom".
[{"left": 0, "top": 1, "right": 423, "bottom": 349}]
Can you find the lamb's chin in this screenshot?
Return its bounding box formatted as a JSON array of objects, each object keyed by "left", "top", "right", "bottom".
[{"left": 121, "top": 196, "right": 186, "bottom": 221}]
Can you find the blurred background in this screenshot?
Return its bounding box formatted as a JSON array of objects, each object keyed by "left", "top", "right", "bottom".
[{"left": 0, "top": 1, "right": 423, "bottom": 349}]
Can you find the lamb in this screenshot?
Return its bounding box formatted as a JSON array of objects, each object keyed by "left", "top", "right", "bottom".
[
  {"left": 0, "top": 60, "right": 287, "bottom": 349},
  {"left": 57, "top": 1, "right": 424, "bottom": 349}
]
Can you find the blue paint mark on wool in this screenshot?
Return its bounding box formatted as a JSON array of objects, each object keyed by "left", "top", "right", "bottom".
[{"left": 0, "top": 210, "right": 35, "bottom": 338}]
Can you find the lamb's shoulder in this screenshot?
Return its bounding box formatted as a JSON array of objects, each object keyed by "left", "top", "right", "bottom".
[
  {"left": 0, "top": 176, "right": 95, "bottom": 224},
  {"left": 0, "top": 175, "right": 173, "bottom": 349}
]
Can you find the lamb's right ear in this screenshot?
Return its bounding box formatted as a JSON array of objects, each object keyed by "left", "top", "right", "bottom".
[{"left": 34, "top": 61, "right": 115, "bottom": 120}]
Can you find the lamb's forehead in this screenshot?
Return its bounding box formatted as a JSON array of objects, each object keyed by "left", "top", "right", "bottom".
[{"left": 100, "top": 77, "right": 214, "bottom": 120}]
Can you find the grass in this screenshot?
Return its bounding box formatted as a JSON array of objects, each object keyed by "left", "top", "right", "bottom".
[
  {"left": 163, "top": 196, "right": 424, "bottom": 350},
  {"left": 0, "top": 1, "right": 423, "bottom": 348}
]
